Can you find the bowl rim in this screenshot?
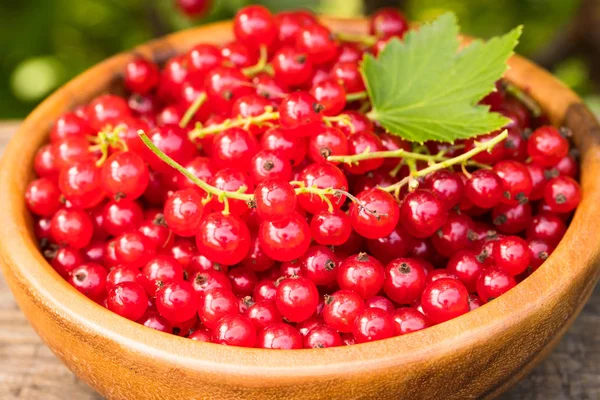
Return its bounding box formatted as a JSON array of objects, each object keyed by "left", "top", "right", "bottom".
[{"left": 1, "top": 17, "right": 599, "bottom": 382}]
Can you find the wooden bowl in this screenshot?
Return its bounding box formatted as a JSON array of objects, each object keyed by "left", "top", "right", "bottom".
[{"left": 1, "top": 18, "right": 599, "bottom": 400}]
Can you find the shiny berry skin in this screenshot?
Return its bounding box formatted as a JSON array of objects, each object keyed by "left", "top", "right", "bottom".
[
  {"left": 50, "top": 209, "right": 93, "bottom": 249},
  {"left": 299, "top": 245, "right": 339, "bottom": 286},
  {"left": 186, "top": 43, "right": 222, "bottom": 81},
  {"left": 86, "top": 94, "right": 131, "bottom": 131},
  {"left": 310, "top": 209, "right": 352, "bottom": 246},
  {"left": 503, "top": 128, "right": 528, "bottom": 161},
  {"left": 209, "top": 168, "right": 254, "bottom": 216},
  {"left": 330, "top": 61, "right": 365, "bottom": 94},
  {"left": 337, "top": 253, "right": 384, "bottom": 299},
  {"left": 493, "top": 236, "right": 531, "bottom": 276},
  {"left": 101, "top": 152, "right": 149, "bottom": 201},
  {"left": 163, "top": 189, "right": 204, "bottom": 237},
  {"left": 383, "top": 258, "right": 427, "bottom": 305},
  {"left": 50, "top": 112, "right": 92, "bottom": 142},
  {"left": 446, "top": 250, "right": 484, "bottom": 292},
  {"left": 254, "top": 180, "right": 297, "bottom": 221},
  {"left": 555, "top": 155, "right": 578, "bottom": 178},
  {"left": 296, "top": 24, "right": 338, "bottom": 65},
  {"left": 106, "top": 266, "right": 142, "bottom": 289},
  {"left": 34, "top": 144, "right": 59, "bottom": 179},
  {"left": 431, "top": 212, "right": 475, "bottom": 257},
  {"left": 233, "top": 5, "right": 276, "bottom": 49},
  {"left": 256, "top": 323, "right": 303, "bottom": 349},
  {"left": 114, "top": 232, "right": 156, "bottom": 268},
  {"left": 421, "top": 278, "right": 469, "bottom": 324},
  {"left": 279, "top": 92, "right": 323, "bottom": 129},
  {"left": 196, "top": 213, "right": 251, "bottom": 266},
  {"left": 370, "top": 8, "right": 409, "bottom": 38},
  {"left": 198, "top": 288, "right": 239, "bottom": 328},
  {"left": 107, "top": 282, "right": 149, "bottom": 321},
  {"left": 175, "top": 0, "right": 211, "bottom": 18},
  {"left": 188, "top": 328, "right": 212, "bottom": 341},
  {"left": 59, "top": 161, "right": 105, "bottom": 209},
  {"left": 253, "top": 72, "right": 287, "bottom": 100},
  {"left": 156, "top": 281, "right": 199, "bottom": 324},
  {"left": 260, "top": 127, "right": 307, "bottom": 166},
  {"left": 350, "top": 188, "right": 399, "bottom": 239},
  {"left": 227, "top": 267, "right": 258, "bottom": 297},
  {"left": 476, "top": 267, "right": 516, "bottom": 303},
  {"left": 53, "top": 137, "right": 96, "bottom": 169},
  {"left": 146, "top": 126, "right": 196, "bottom": 173},
  {"left": 141, "top": 255, "right": 185, "bottom": 294},
  {"left": 102, "top": 200, "right": 143, "bottom": 236},
  {"left": 250, "top": 150, "right": 293, "bottom": 183},
  {"left": 272, "top": 46, "right": 313, "bottom": 87},
  {"left": 527, "top": 126, "right": 569, "bottom": 167},
  {"left": 25, "top": 178, "right": 61, "bottom": 217},
  {"left": 212, "top": 314, "right": 256, "bottom": 348},
  {"left": 543, "top": 176, "right": 581, "bottom": 213},
  {"left": 366, "top": 224, "right": 413, "bottom": 264},
  {"left": 191, "top": 270, "right": 231, "bottom": 294},
  {"left": 526, "top": 163, "right": 547, "bottom": 201},
  {"left": 162, "top": 237, "right": 196, "bottom": 267},
  {"left": 391, "top": 308, "right": 430, "bottom": 335},
  {"left": 310, "top": 78, "right": 346, "bottom": 116},
  {"left": 308, "top": 126, "right": 348, "bottom": 164},
  {"left": 212, "top": 127, "right": 259, "bottom": 171},
  {"left": 304, "top": 325, "right": 342, "bottom": 348},
  {"left": 245, "top": 300, "right": 282, "bottom": 330},
  {"left": 400, "top": 190, "right": 447, "bottom": 238},
  {"left": 426, "top": 269, "right": 459, "bottom": 285},
  {"left": 258, "top": 212, "right": 311, "bottom": 262},
  {"left": 528, "top": 239, "right": 555, "bottom": 271},
  {"left": 493, "top": 160, "right": 533, "bottom": 205},
  {"left": 177, "top": 157, "right": 216, "bottom": 192},
  {"left": 221, "top": 41, "right": 256, "bottom": 69},
  {"left": 68, "top": 263, "right": 107, "bottom": 300},
  {"left": 253, "top": 280, "right": 277, "bottom": 303},
  {"left": 124, "top": 58, "right": 159, "bottom": 95},
  {"left": 241, "top": 235, "right": 275, "bottom": 272},
  {"left": 344, "top": 132, "right": 384, "bottom": 174},
  {"left": 297, "top": 163, "right": 348, "bottom": 213},
  {"left": 424, "top": 170, "right": 464, "bottom": 210},
  {"left": 275, "top": 277, "right": 319, "bottom": 323},
  {"left": 365, "top": 296, "right": 396, "bottom": 314},
  {"left": 322, "top": 290, "right": 365, "bottom": 333},
  {"left": 204, "top": 67, "right": 252, "bottom": 115},
  {"left": 525, "top": 212, "right": 566, "bottom": 246},
  {"left": 492, "top": 202, "right": 532, "bottom": 234},
  {"left": 280, "top": 260, "right": 302, "bottom": 278},
  {"left": 465, "top": 132, "right": 506, "bottom": 164},
  {"left": 352, "top": 308, "right": 395, "bottom": 343},
  {"left": 48, "top": 246, "right": 84, "bottom": 278}
]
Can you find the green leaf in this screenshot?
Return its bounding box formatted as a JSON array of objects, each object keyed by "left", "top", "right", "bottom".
[{"left": 361, "top": 12, "right": 522, "bottom": 143}]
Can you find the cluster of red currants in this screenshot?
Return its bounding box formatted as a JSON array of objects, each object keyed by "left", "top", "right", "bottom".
[{"left": 25, "top": 6, "right": 581, "bottom": 349}]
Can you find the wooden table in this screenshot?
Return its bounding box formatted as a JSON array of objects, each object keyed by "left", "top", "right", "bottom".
[{"left": 0, "top": 121, "right": 598, "bottom": 400}]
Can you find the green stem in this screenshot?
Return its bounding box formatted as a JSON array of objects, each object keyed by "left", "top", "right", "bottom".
[
  {"left": 336, "top": 32, "right": 378, "bottom": 47},
  {"left": 383, "top": 130, "right": 508, "bottom": 194},
  {"left": 504, "top": 82, "right": 542, "bottom": 117},
  {"left": 346, "top": 91, "right": 368, "bottom": 102},
  {"left": 188, "top": 110, "right": 279, "bottom": 139},
  {"left": 242, "top": 45, "right": 273, "bottom": 77},
  {"left": 179, "top": 92, "right": 207, "bottom": 129}
]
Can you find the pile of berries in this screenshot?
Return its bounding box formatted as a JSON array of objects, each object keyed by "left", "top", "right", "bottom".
[{"left": 25, "top": 6, "right": 581, "bottom": 349}]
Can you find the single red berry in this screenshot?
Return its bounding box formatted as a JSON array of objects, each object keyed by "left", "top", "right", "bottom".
[
  {"left": 245, "top": 300, "right": 282, "bottom": 331},
  {"left": 337, "top": 253, "right": 384, "bottom": 299},
  {"left": 50, "top": 209, "right": 94, "bottom": 249},
  {"left": 555, "top": 155, "right": 578, "bottom": 178},
  {"left": 233, "top": 5, "right": 276, "bottom": 49},
  {"left": 258, "top": 212, "right": 311, "bottom": 262},
  {"left": 273, "top": 11, "right": 317, "bottom": 48},
  {"left": 101, "top": 151, "right": 149, "bottom": 201},
  {"left": 400, "top": 190, "right": 447, "bottom": 238},
  {"left": 344, "top": 132, "right": 384, "bottom": 174},
  {"left": 370, "top": 8, "right": 409, "bottom": 38},
  {"left": 250, "top": 150, "right": 293, "bottom": 183},
  {"left": 296, "top": 24, "right": 338, "bottom": 65},
  {"left": 198, "top": 288, "right": 239, "bottom": 329},
  {"left": 212, "top": 127, "right": 259, "bottom": 171},
  {"left": 212, "top": 314, "right": 256, "bottom": 348},
  {"left": 330, "top": 61, "right": 365, "bottom": 93},
  {"left": 526, "top": 163, "right": 547, "bottom": 201},
  {"left": 272, "top": 46, "right": 313, "bottom": 87},
  {"left": 204, "top": 67, "right": 253, "bottom": 115},
  {"left": 365, "top": 296, "right": 396, "bottom": 314},
  {"left": 383, "top": 258, "right": 428, "bottom": 305},
  {"left": 124, "top": 58, "right": 159, "bottom": 95},
  {"left": 145, "top": 126, "right": 196, "bottom": 173},
  {"left": 279, "top": 92, "right": 323, "bottom": 130},
  {"left": 25, "top": 178, "right": 61, "bottom": 217},
  {"left": 299, "top": 245, "right": 339, "bottom": 286},
  {"left": 196, "top": 213, "right": 251, "bottom": 266},
  {"left": 53, "top": 137, "right": 96, "bottom": 169},
  {"left": 163, "top": 189, "right": 204, "bottom": 237},
  {"left": 424, "top": 170, "right": 464, "bottom": 211},
  {"left": 493, "top": 236, "right": 531, "bottom": 276},
  {"left": 352, "top": 308, "right": 395, "bottom": 343},
  {"left": 260, "top": 127, "right": 307, "bottom": 166},
  {"left": 391, "top": 307, "right": 430, "bottom": 335},
  {"left": 140, "top": 311, "right": 172, "bottom": 333},
  {"left": 114, "top": 231, "right": 156, "bottom": 268},
  {"left": 141, "top": 255, "right": 185, "bottom": 295},
  {"left": 309, "top": 209, "right": 352, "bottom": 246},
  {"left": 307, "top": 126, "right": 348, "bottom": 164},
  {"left": 310, "top": 78, "right": 346, "bottom": 116},
  {"left": 527, "top": 126, "right": 569, "bottom": 167},
  {"left": 220, "top": 41, "right": 257, "bottom": 69},
  {"left": 68, "top": 263, "right": 107, "bottom": 300},
  {"left": 446, "top": 250, "right": 485, "bottom": 292},
  {"left": 107, "top": 282, "right": 149, "bottom": 321},
  {"left": 431, "top": 212, "right": 475, "bottom": 257},
  {"left": 275, "top": 277, "right": 319, "bottom": 323},
  {"left": 297, "top": 162, "right": 348, "bottom": 213},
  {"left": 350, "top": 188, "right": 400, "bottom": 239},
  {"left": 156, "top": 281, "right": 199, "bottom": 324},
  {"left": 426, "top": 269, "right": 459, "bottom": 285},
  {"left": 34, "top": 144, "right": 59, "bottom": 179},
  {"left": 525, "top": 212, "right": 566, "bottom": 246},
  {"left": 86, "top": 94, "right": 131, "bottom": 131},
  {"left": 253, "top": 180, "right": 297, "bottom": 221},
  {"left": 322, "top": 290, "right": 365, "bottom": 333},
  {"left": 528, "top": 239, "right": 555, "bottom": 271},
  {"left": 227, "top": 267, "right": 258, "bottom": 297},
  {"left": 59, "top": 161, "right": 105, "bottom": 209},
  {"left": 465, "top": 132, "right": 506, "bottom": 164},
  {"left": 492, "top": 202, "right": 532, "bottom": 234},
  {"left": 50, "top": 112, "right": 92, "bottom": 143},
  {"left": 175, "top": 0, "right": 211, "bottom": 18},
  {"left": 476, "top": 267, "right": 516, "bottom": 303},
  {"left": 304, "top": 325, "right": 342, "bottom": 348},
  {"left": 366, "top": 224, "right": 413, "bottom": 264},
  {"left": 106, "top": 266, "right": 142, "bottom": 290},
  {"left": 209, "top": 168, "right": 254, "bottom": 216},
  {"left": 49, "top": 247, "right": 84, "bottom": 278},
  {"left": 256, "top": 323, "right": 303, "bottom": 349},
  {"left": 102, "top": 200, "right": 144, "bottom": 236},
  {"left": 421, "top": 278, "right": 469, "bottom": 324},
  {"left": 253, "top": 280, "right": 277, "bottom": 302},
  {"left": 543, "top": 176, "right": 581, "bottom": 213}
]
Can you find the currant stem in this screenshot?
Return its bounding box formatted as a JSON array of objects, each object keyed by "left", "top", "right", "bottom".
[
  {"left": 346, "top": 91, "right": 368, "bottom": 102},
  {"left": 91, "top": 126, "right": 128, "bottom": 167},
  {"left": 503, "top": 82, "right": 542, "bottom": 117},
  {"left": 138, "top": 130, "right": 254, "bottom": 202},
  {"left": 327, "top": 147, "right": 490, "bottom": 169},
  {"left": 242, "top": 45, "right": 274, "bottom": 77},
  {"left": 179, "top": 92, "right": 207, "bottom": 128},
  {"left": 336, "top": 32, "right": 378, "bottom": 47},
  {"left": 188, "top": 109, "right": 279, "bottom": 139},
  {"left": 382, "top": 130, "right": 509, "bottom": 194}
]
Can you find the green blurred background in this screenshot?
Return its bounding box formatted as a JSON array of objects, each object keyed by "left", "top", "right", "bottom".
[{"left": 1, "top": 0, "right": 598, "bottom": 119}]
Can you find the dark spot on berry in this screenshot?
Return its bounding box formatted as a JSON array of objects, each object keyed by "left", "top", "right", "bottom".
[
  {"left": 172, "top": 327, "right": 181, "bottom": 335},
  {"left": 522, "top": 128, "right": 533, "bottom": 139},
  {"left": 223, "top": 90, "right": 233, "bottom": 100},
  {"left": 325, "top": 260, "right": 336, "bottom": 270},
  {"left": 503, "top": 191, "right": 511, "bottom": 200},
  {"left": 319, "top": 147, "right": 332, "bottom": 159},
  {"left": 494, "top": 215, "right": 507, "bottom": 225},
  {"left": 324, "top": 294, "right": 333, "bottom": 305},
  {"left": 153, "top": 213, "right": 167, "bottom": 227},
  {"left": 555, "top": 194, "right": 567, "bottom": 204},
  {"left": 357, "top": 252, "right": 370, "bottom": 262},
  {"left": 296, "top": 54, "right": 307, "bottom": 64},
  {"left": 467, "top": 230, "right": 478, "bottom": 241},
  {"left": 115, "top": 191, "right": 127, "bottom": 201},
  {"left": 515, "top": 193, "right": 528, "bottom": 205},
  {"left": 559, "top": 126, "right": 572, "bottom": 138},
  {"left": 504, "top": 139, "right": 516, "bottom": 149},
  {"left": 544, "top": 168, "right": 559, "bottom": 179},
  {"left": 399, "top": 263, "right": 411, "bottom": 274},
  {"left": 74, "top": 272, "right": 87, "bottom": 282},
  {"left": 246, "top": 199, "right": 256, "bottom": 209},
  {"left": 313, "top": 102, "right": 325, "bottom": 113},
  {"left": 539, "top": 251, "right": 549, "bottom": 260},
  {"left": 194, "top": 274, "right": 208, "bottom": 285},
  {"left": 263, "top": 159, "right": 275, "bottom": 171}
]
